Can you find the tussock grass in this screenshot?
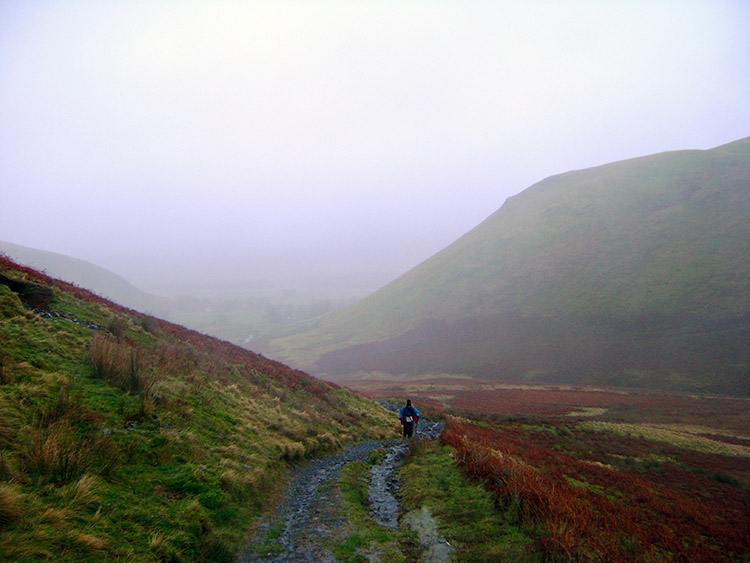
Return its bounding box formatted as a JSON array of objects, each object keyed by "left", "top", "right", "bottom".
[
  {"left": 89, "top": 333, "right": 154, "bottom": 395},
  {"left": 67, "top": 473, "right": 102, "bottom": 508},
  {"left": 0, "top": 258, "right": 398, "bottom": 561},
  {"left": 39, "top": 507, "right": 67, "bottom": 525},
  {"left": 32, "top": 382, "right": 80, "bottom": 428},
  {"left": 149, "top": 530, "right": 175, "bottom": 560},
  {"left": 17, "top": 407, "right": 120, "bottom": 486},
  {"left": 279, "top": 440, "right": 306, "bottom": 461},
  {"left": 0, "top": 396, "right": 18, "bottom": 446},
  {"left": 0, "top": 348, "right": 11, "bottom": 385},
  {"left": 72, "top": 532, "right": 106, "bottom": 550},
  {"left": 105, "top": 315, "right": 129, "bottom": 338},
  {"left": 0, "top": 484, "right": 25, "bottom": 529}
]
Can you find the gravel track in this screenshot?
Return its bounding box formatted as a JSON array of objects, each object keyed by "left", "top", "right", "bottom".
[{"left": 238, "top": 418, "right": 443, "bottom": 563}]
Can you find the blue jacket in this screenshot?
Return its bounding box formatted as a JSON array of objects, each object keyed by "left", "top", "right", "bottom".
[{"left": 399, "top": 404, "right": 420, "bottom": 422}]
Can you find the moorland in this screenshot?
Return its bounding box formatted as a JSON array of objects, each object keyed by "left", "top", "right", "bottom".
[
  {"left": 2, "top": 138, "right": 748, "bottom": 562},
  {"left": 349, "top": 374, "right": 750, "bottom": 561}
]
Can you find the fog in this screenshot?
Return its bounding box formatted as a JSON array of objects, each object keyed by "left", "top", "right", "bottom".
[{"left": 1, "top": 1, "right": 748, "bottom": 295}]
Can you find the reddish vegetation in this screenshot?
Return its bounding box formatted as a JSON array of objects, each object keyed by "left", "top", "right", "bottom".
[
  {"left": 348, "top": 376, "right": 750, "bottom": 434},
  {"left": 0, "top": 255, "right": 334, "bottom": 397},
  {"left": 446, "top": 387, "right": 750, "bottom": 431},
  {"left": 442, "top": 417, "right": 750, "bottom": 562},
  {"left": 349, "top": 377, "right": 750, "bottom": 560},
  {"left": 7, "top": 254, "right": 748, "bottom": 559}
]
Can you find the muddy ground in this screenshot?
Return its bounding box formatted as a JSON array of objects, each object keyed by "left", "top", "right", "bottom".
[{"left": 238, "top": 418, "right": 448, "bottom": 562}]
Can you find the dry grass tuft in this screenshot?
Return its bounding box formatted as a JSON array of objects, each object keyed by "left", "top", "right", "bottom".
[
  {"left": 281, "top": 421, "right": 307, "bottom": 441},
  {"left": 19, "top": 420, "right": 119, "bottom": 484},
  {"left": 317, "top": 432, "right": 340, "bottom": 450},
  {"left": 149, "top": 529, "right": 179, "bottom": 560},
  {"left": 74, "top": 532, "right": 107, "bottom": 550},
  {"left": 0, "top": 395, "right": 18, "bottom": 446},
  {"left": 89, "top": 333, "right": 153, "bottom": 395},
  {"left": 0, "top": 483, "right": 25, "bottom": 528},
  {"left": 39, "top": 507, "right": 67, "bottom": 525},
  {"left": 106, "top": 315, "right": 129, "bottom": 338},
  {"left": 150, "top": 531, "right": 170, "bottom": 550},
  {"left": 69, "top": 473, "right": 102, "bottom": 507},
  {"left": 279, "top": 441, "right": 306, "bottom": 461},
  {"left": 220, "top": 468, "right": 256, "bottom": 500},
  {"left": 0, "top": 348, "right": 12, "bottom": 385}
]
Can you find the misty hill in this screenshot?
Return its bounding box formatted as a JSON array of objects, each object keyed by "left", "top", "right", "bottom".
[
  {"left": 0, "top": 242, "right": 365, "bottom": 349},
  {"left": 0, "top": 255, "right": 395, "bottom": 560},
  {"left": 264, "top": 137, "right": 750, "bottom": 395},
  {"left": 0, "top": 240, "right": 162, "bottom": 314}
]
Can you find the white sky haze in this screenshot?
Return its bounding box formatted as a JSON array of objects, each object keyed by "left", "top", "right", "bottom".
[{"left": 1, "top": 1, "right": 748, "bottom": 290}]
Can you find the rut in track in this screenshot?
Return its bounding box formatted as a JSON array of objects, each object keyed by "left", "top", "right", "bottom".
[{"left": 238, "top": 419, "right": 443, "bottom": 563}]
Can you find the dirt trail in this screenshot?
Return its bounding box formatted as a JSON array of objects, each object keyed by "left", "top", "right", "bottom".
[{"left": 238, "top": 419, "right": 444, "bottom": 563}]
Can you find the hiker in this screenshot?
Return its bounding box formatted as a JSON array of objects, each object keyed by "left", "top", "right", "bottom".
[{"left": 399, "top": 399, "right": 420, "bottom": 437}]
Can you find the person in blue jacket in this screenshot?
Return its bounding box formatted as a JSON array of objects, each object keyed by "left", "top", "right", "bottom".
[{"left": 399, "top": 399, "right": 420, "bottom": 437}]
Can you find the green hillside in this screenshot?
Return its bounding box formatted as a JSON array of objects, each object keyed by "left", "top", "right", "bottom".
[
  {"left": 0, "top": 241, "right": 162, "bottom": 314},
  {"left": 265, "top": 138, "right": 750, "bottom": 394},
  {"left": 0, "top": 256, "right": 395, "bottom": 561}
]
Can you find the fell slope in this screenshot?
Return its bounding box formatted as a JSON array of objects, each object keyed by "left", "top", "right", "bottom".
[
  {"left": 0, "top": 256, "right": 395, "bottom": 561},
  {"left": 265, "top": 138, "right": 750, "bottom": 394},
  {"left": 0, "top": 240, "right": 162, "bottom": 314}
]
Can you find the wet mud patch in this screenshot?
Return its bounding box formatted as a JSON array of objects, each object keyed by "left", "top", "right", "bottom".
[
  {"left": 368, "top": 441, "right": 408, "bottom": 528},
  {"left": 402, "top": 506, "right": 456, "bottom": 563},
  {"left": 240, "top": 441, "right": 384, "bottom": 562},
  {"left": 239, "top": 419, "right": 444, "bottom": 562},
  {"left": 369, "top": 420, "right": 444, "bottom": 529}
]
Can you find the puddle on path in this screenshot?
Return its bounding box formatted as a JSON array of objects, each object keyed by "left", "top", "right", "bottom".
[
  {"left": 368, "top": 420, "right": 444, "bottom": 529},
  {"left": 240, "top": 419, "right": 444, "bottom": 562},
  {"left": 369, "top": 440, "right": 409, "bottom": 528}
]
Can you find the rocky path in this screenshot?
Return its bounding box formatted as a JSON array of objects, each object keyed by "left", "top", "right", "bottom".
[{"left": 238, "top": 419, "right": 444, "bottom": 563}]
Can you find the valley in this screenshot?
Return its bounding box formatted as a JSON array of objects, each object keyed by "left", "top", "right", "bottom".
[
  {"left": 264, "top": 138, "right": 750, "bottom": 396},
  {"left": 3, "top": 2, "right": 748, "bottom": 559},
  {"left": 1, "top": 137, "right": 748, "bottom": 561},
  {"left": 345, "top": 376, "right": 750, "bottom": 561}
]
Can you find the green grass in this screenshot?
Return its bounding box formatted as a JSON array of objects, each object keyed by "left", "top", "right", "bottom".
[
  {"left": 335, "top": 459, "right": 420, "bottom": 562},
  {"left": 334, "top": 438, "right": 541, "bottom": 562},
  {"left": 399, "top": 439, "right": 539, "bottom": 562},
  {"left": 0, "top": 261, "right": 398, "bottom": 561}
]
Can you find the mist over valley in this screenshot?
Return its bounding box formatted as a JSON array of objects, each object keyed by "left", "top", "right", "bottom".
[{"left": 1, "top": 3, "right": 749, "bottom": 560}]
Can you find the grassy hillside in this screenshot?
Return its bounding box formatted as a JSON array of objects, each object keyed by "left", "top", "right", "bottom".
[
  {"left": 0, "top": 240, "right": 163, "bottom": 314},
  {"left": 0, "top": 241, "right": 360, "bottom": 348},
  {"left": 0, "top": 256, "right": 396, "bottom": 562},
  {"left": 265, "top": 138, "right": 750, "bottom": 394}
]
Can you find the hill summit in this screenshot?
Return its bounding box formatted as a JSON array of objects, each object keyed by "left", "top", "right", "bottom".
[{"left": 264, "top": 138, "right": 750, "bottom": 395}]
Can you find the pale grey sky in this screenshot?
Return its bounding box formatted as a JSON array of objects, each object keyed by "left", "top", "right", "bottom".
[{"left": 1, "top": 1, "right": 748, "bottom": 291}]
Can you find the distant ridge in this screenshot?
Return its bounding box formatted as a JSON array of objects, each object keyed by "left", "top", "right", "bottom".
[
  {"left": 264, "top": 137, "right": 750, "bottom": 395},
  {"left": 0, "top": 240, "right": 160, "bottom": 313}
]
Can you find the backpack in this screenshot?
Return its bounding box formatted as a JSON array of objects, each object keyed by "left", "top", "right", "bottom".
[{"left": 402, "top": 405, "right": 415, "bottom": 424}]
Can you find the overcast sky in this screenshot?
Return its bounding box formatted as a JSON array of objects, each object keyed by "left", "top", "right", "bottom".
[{"left": 1, "top": 1, "right": 749, "bottom": 290}]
